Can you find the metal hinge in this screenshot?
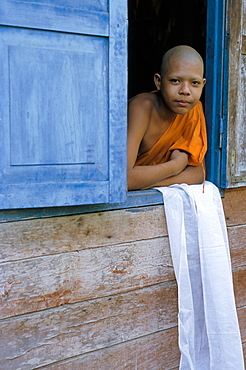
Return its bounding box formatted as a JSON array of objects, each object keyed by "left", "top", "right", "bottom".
[
  {"left": 219, "top": 118, "right": 223, "bottom": 148},
  {"left": 219, "top": 117, "right": 227, "bottom": 149}
]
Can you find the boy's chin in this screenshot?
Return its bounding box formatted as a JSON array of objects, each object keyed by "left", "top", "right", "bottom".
[
  {"left": 172, "top": 102, "right": 197, "bottom": 115},
  {"left": 171, "top": 106, "right": 193, "bottom": 115}
]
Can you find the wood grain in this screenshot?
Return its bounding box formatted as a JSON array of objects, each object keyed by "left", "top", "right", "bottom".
[
  {"left": 0, "top": 192, "right": 245, "bottom": 369},
  {"left": 0, "top": 282, "right": 178, "bottom": 370},
  {"left": 227, "top": 0, "right": 246, "bottom": 186},
  {"left": 0, "top": 237, "right": 174, "bottom": 319},
  {"left": 44, "top": 328, "right": 180, "bottom": 370},
  {"left": 238, "top": 307, "right": 246, "bottom": 342},
  {"left": 233, "top": 267, "right": 246, "bottom": 308},
  {"left": 222, "top": 187, "right": 246, "bottom": 226},
  {"left": 228, "top": 225, "right": 246, "bottom": 268},
  {"left": 0, "top": 206, "right": 167, "bottom": 263}
]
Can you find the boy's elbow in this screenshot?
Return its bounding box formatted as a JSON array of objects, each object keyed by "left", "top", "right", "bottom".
[
  {"left": 193, "top": 173, "right": 204, "bottom": 185},
  {"left": 197, "top": 162, "right": 205, "bottom": 183},
  {"left": 188, "top": 164, "right": 204, "bottom": 184},
  {"left": 127, "top": 167, "right": 141, "bottom": 190},
  {"left": 127, "top": 173, "right": 136, "bottom": 191},
  {"left": 127, "top": 168, "right": 134, "bottom": 190},
  {"left": 127, "top": 178, "right": 133, "bottom": 191}
]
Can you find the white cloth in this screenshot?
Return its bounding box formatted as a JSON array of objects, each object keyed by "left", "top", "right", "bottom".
[{"left": 156, "top": 182, "right": 244, "bottom": 370}]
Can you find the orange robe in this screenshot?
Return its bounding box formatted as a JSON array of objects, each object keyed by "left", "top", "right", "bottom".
[{"left": 136, "top": 101, "right": 207, "bottom": 167}]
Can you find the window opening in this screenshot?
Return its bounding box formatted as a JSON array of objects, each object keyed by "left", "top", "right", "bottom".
[
  {"left": 128, "top": 0, "right": 227, "bottom": 189},
  {"left": 128, "top": 0, "right": 207, "bottom": 99}
]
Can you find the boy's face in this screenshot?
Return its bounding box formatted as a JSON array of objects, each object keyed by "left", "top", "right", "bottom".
[{"left": 154, "top": 58, "right": 206, "bottom": 115}]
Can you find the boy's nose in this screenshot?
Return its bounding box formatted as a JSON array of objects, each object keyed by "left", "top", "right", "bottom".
[{"left": 179, "top": 83, "right": 191, "bottom": 95}]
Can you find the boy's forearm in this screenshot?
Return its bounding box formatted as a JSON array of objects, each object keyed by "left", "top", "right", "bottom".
[
  {"left": 128, "top": 157, "right": 187, "bottom": 190},
  {"left": 145, "top": 164, "right": 204, "bottom": 188}
]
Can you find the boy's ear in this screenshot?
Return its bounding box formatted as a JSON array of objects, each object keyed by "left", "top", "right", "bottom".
[
  {"left": 203, "top": 78, "right": 206, "bottom": 86},
  {"left": 154, "top": 73, "right": 161, "bottom": 90}
]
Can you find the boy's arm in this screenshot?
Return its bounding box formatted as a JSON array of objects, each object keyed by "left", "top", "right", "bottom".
[
  {"left": 127, "top": 96, "right": 189, "bottom": 190},
  {"left": 143, "top": 162, "right": 205, "bottom": 188}
]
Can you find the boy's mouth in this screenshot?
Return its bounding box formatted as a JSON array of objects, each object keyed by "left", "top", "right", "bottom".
[{"left": 176, "top": 100, "right": 191, "bottom": 107}]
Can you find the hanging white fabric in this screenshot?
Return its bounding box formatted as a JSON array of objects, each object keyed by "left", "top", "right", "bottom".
[{"left": 156, "top": 181, "right": 244, "bottom": 370}]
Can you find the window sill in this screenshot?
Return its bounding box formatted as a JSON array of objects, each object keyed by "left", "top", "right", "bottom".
[{"left": 0, "top": 190, "right": 164, "bottom": 223}]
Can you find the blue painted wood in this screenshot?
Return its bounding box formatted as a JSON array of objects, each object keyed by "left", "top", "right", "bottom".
[
  {"left": 0, "top": 1, "right": 109, "bottom": 36},
  {"left": 220, "top": 33, "right": 229, "bottom": 189},
  {"left": 0, "top": 0, "right": 128, "bottom": 209},
  {"left": 0, "top": 28, "right": 108, "bottom": 184},
  {"left": 22, "top": 0, "right": 109, "bottom": 13},
  {"left": 0, "top": 182, "right": 109, "bottom": 209},
  {"left": 108, "top": 0, "right": 128, "bottom": 203},
  {"left": 0, "top": 190, "right": 164, "bottom": 223},
  {"left": 8, "top": 34, "right": 106, "bottom": 168},
  {"left": 0, "top": 187, "right": 224, "bottom": 223},
  {"left": 205, "top": 0, "right": 228, "bottom": 188}
]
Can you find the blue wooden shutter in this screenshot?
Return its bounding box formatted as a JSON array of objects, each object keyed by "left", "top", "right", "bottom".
[
  {"left": 205, "top": 0, "right": 228, "bottom": 188},
  {"left": 0, "top": 0, "right": 127, "bottom": 209}
]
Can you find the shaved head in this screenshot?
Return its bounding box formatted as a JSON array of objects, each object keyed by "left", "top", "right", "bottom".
[{"left": 160, "top": 45, "right": 204, "bottom": 77}]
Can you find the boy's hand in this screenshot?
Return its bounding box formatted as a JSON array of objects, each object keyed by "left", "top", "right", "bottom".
[{"left": 170, "top": 150, "right": 189, "bottom": 175}]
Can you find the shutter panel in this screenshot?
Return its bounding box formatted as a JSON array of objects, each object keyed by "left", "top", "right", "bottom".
[
  {"left": 205, "top": 0, "right": 228, "bottom": 188},
  {"left": 227, "top": 0, "right": 246, "bottom": 186},
  {"left": 0, "top": 0, "right": 127, "bottom": 209}
]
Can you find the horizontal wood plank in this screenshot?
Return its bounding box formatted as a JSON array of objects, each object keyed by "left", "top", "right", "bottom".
[
  {"left": 0, "top": 190, "right": 163, "bottom": 223},
  {"left": 44, "top": 328, "right": 180, "bottom": 370},
  {"left": 243, "top": 343, "right": 246, "bottom": 367},
  {"left": 238, "top": 307, "right": 246, "bottom": 343},
  {"left": 228, "top": 225, "right": 246, "bottom": 268},
  {"left": 0, "top": 206, "right": 167, "bottom": 263},
  {"left": 237, "top": 308, "right": 246, "bottom": 364},
  {"left": 0, "top": 3, "right": 109, "bottom": 36},
  {"left": 233, "top": 267, "right": 246, "bottom": 308},
  {"left": 242, "top": 35, "right": 246, "bottom": 55},
  {"left": 222, "top": 187, "right": 246, "bottom": 226},
  {"left": 0, "top": 283, "right": 178, "bottom": 370},
  {"left": 0, "top": 237, "right": 174, "bottom": 319}
]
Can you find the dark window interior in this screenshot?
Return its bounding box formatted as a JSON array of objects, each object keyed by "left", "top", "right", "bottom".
[{"left": 128, "top": 0, "right": 207, "bottom": 99}]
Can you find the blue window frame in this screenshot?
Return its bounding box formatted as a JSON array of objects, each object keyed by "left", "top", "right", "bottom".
[
  {"left": 0, "top": 0, "right": 127, "bottom": 209},
  {"left": 205, "top": 0, "right": 228, "bottom": 188}
]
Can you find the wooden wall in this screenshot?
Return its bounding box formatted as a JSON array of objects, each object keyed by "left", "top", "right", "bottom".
[
  {"left": 0, "top": 187, "right": 245, "bottom": 369},
  {"left": 226, "top": 0, "right": 246, "bottom": 187}
]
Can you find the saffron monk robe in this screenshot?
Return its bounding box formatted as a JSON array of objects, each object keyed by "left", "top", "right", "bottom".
[{"left": 127, "top": 45, "right": 207, "bottom": 191}]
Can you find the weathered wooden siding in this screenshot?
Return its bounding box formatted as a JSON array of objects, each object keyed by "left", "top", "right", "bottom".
[
  {"left": 0, "top": 187, "right": 245, "bottom": 369},
  {"left": 227, "top": 0, "right": 246, "bottom": 186},
  {"left": 222, "top": 187, "right": 246, "bottom": 364}
]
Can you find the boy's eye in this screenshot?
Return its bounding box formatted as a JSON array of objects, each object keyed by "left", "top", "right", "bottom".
[
  {"left": 192, "top": 81, "right": 201, "bottom": 85},
  {"left": 170, "top": 79, "right": 179, "bottom": 83}
]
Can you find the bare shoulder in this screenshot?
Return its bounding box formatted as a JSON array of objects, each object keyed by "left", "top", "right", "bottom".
[
  {"left": 128, "top": 93, "right": 157, "bottom": 132},
  {"left": 127, "top": 93, "right": 157, "bottom": 156},
  {"left": 127, "top": 93, "right": 157, "bottom": 170},
  {"left": 128, "top": 92, "right": 156, "bottom": 112}
]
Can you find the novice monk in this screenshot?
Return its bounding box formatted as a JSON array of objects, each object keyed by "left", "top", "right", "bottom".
[{"left": 128, "top": 45, "right": 207, "bottom": 190}]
